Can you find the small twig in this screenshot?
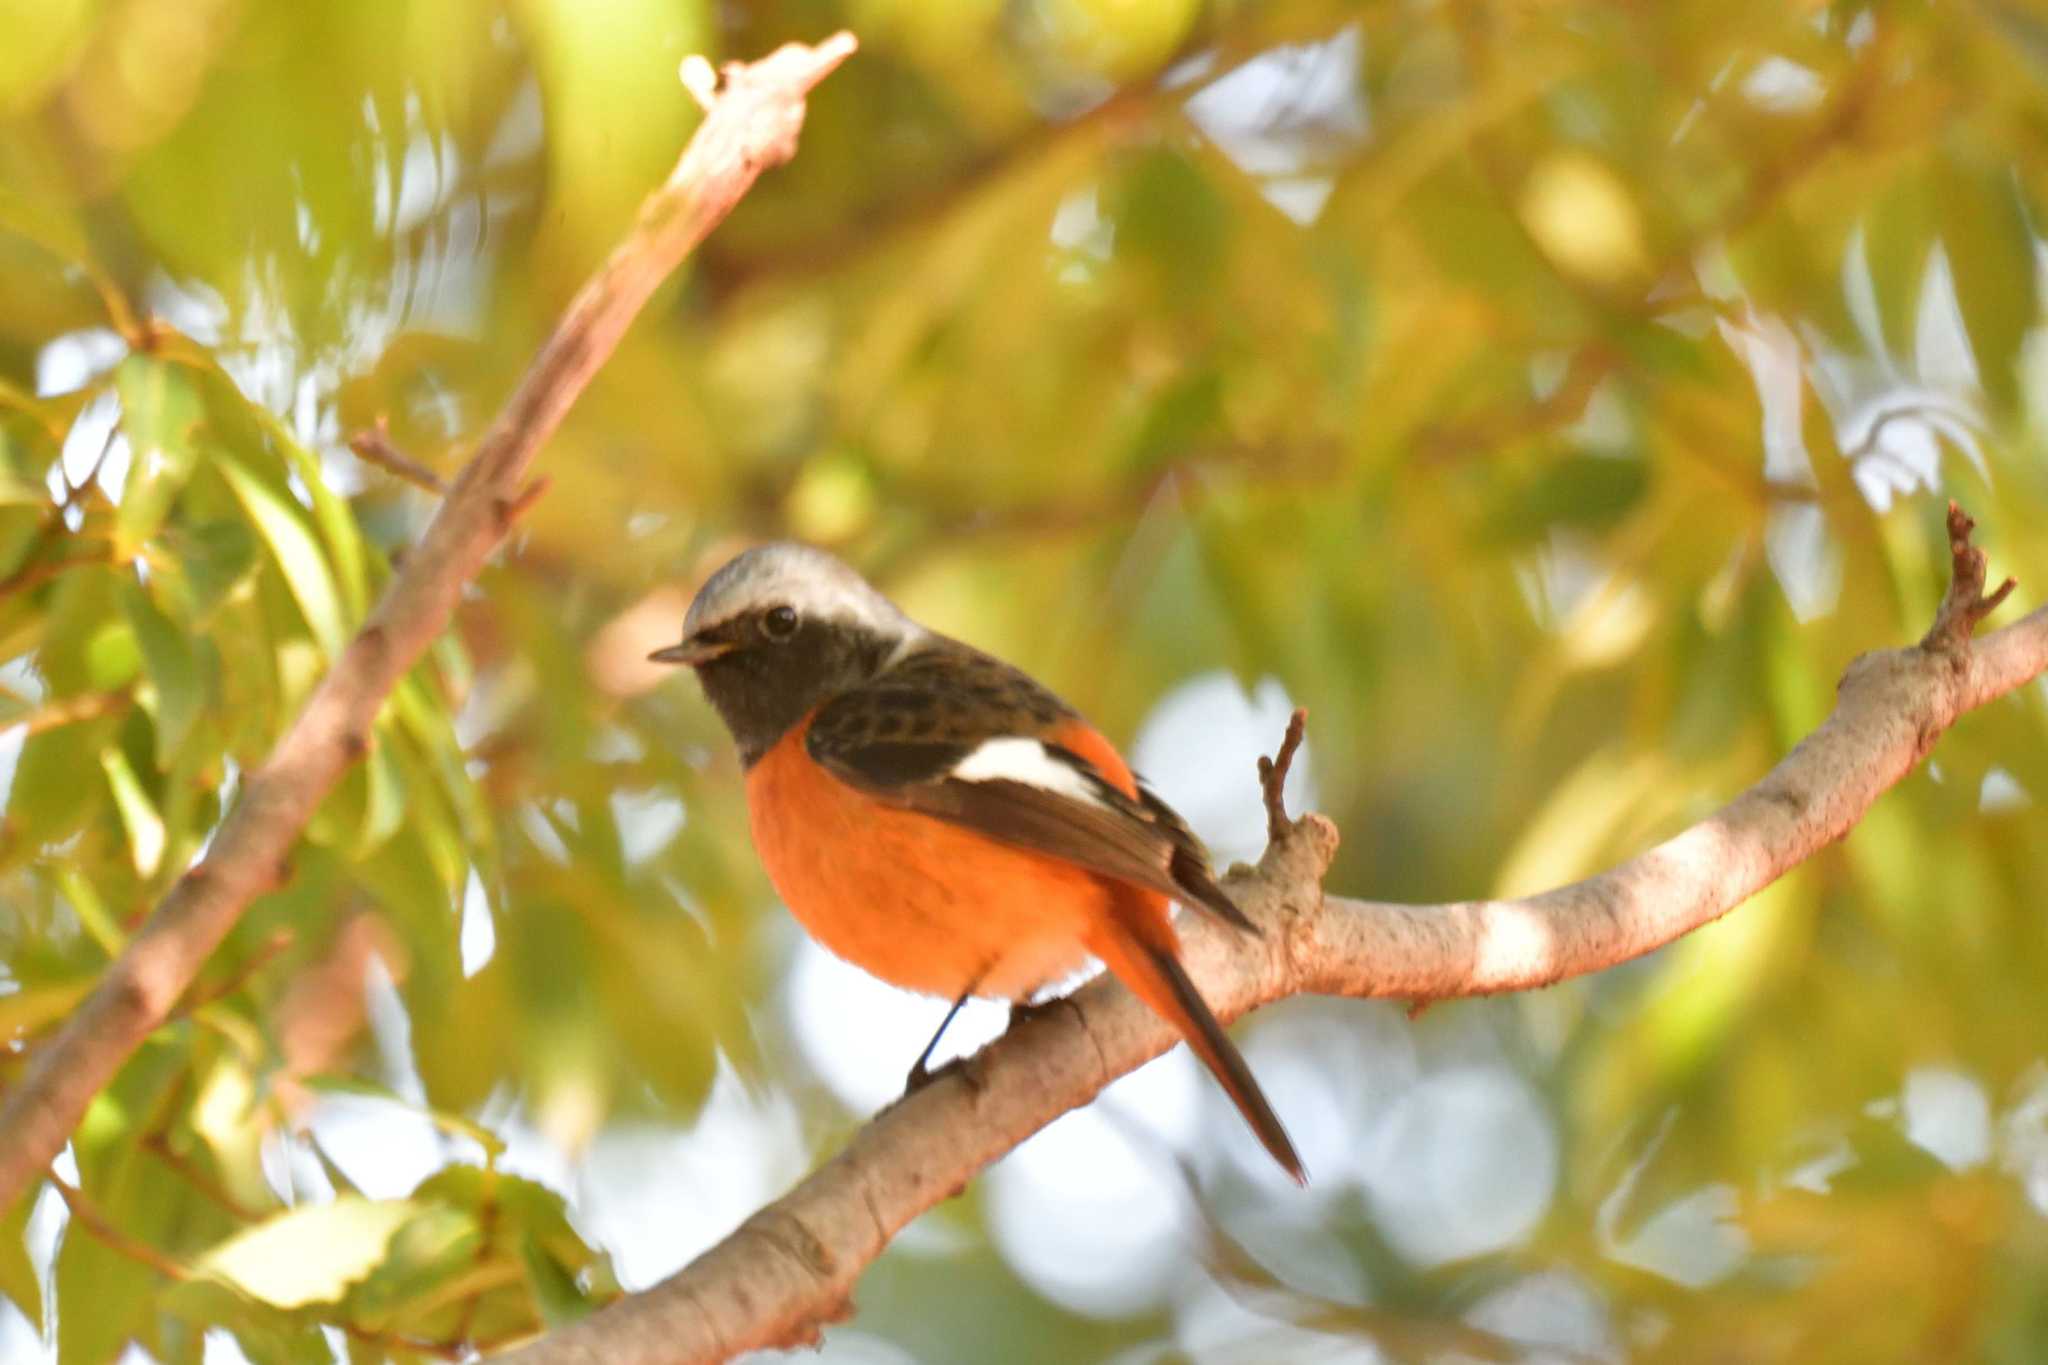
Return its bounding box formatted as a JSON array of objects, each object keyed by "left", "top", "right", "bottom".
[
  {"left": 495, "top": 475, "right": 552, "bottom": 531},
  {"left": 450, "top": 1169, "right": 504, "bottom": 1347},
  {"left": 1921, "top": 500, "right": 2017, "bottom": 653},
  {"left": 61, "top": 419, "right": 122, "bottom": 511},
  {"left": 49, "top": 1174, "right": 191, "bottom": 1281},
  {"left": 11, "top": 688, "right": 130, "bottom": 736},
  {"left": 0, "top": 544, "right": 114, "bottom": 600},
  {"left": 348, "top": 417, "right": 448, "bottom": 494},
  {"left": 1258, "top": 708, "right": 1309, "bottom": 846},
  {"left": 169, "top": 929, "right": 296, "bottom": 1021},
  {"left": 141, "top": 1132, "right": 263, "bottom": 1223}
]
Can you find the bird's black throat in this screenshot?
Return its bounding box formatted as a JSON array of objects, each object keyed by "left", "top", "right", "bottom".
[{"left": 693, "top": 615, "right": 905, "bottom": 766}]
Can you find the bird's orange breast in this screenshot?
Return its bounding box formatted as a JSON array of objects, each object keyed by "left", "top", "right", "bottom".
[{"left": 744, "top": 715, "right": 1154, "bottom": 1000}]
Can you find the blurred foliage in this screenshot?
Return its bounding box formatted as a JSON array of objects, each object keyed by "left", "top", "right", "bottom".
[{"left": 2, "top": 0, "right": 2048, "bottom": 1361}]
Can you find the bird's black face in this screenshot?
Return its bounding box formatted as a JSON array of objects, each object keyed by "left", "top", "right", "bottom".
[{"left": 654, "top": 604, "right": 900, "bottom": 766}]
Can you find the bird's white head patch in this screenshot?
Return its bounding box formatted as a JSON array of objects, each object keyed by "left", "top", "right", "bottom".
[{"left": 683, "top": 542, "right": 924, "bottom": 646}]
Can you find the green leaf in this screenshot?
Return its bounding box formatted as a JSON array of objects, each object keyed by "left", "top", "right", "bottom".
[
  {"left": 1861, "top": 165, "right": 1939, "bottom": 361},
  {"left": 257, "top": 413, "right": 371, "bottom": 625},
  {"left": 196, "top": 1196, "right": 421, "bottom": 1309},
  {"left": 3, "top": 713, "right": 116, "bottom": 863},
  {"left": 339, "top": 1201, "right": 480, "bottom": 1330},
  {"left": 115, "top": 355, "right": 206, "bottom": 557},
  {"left": 85, "top": 613, "right": 142, "bottom": 691},
  {"left": 54, "top": 863, "right": 126, "bottom": 956},
  {"left": 521, "top": 1237, "right": 597, "bottom": 1328},
  {"left": 409, "top": 1166, "right": 618, "bottom": 1331},
  {"left": 394, "top": 671, "right": 496, "bottom": 874},
  {"left": 56, "top": 1202, "right": 156, "bottom": 1365},
  {"left": 34, "top": 565, "right": 128, "bottom": 694},
  {"left": 101, "top": 744, "right": 166, "bottom": 877},
  {"left": 1936, "top": 162, "right": 2037, "bottom": 414},
  {"left": 119, "top": 575, "right": 202, "bottom": 766},
  {"left": 0, "top": 469, "right": 49, "bottom": 505},
  {"left": 1112, "top": 147, "right": 1232, "bottom": 300},
  {"left": 152, "top": 519, "right": 260, "bottom": 626},
  {"left": 0, "top": 1182, "right": 38, "bottom": 1325},
  {"left": 0, "top": 975, "right": 93, "bottom": 1044},
  {"left": 1481, "top": 453, "right": 1650, "bottom": 544},
  {"left": 1122, "top": 368, "right": 1222, "bottom": 473},
  {"left": 61, "top": 1037, "right": 199, "bottom": 1365},
  {"left": 359, "top": 733, "right": 406, "bottom": 855},
  {"left": 160, "top": 1279, "right": 334, "bottom": 1365},
  {"left": 215, "top": 453, "right": 348, "bottom": 657}
]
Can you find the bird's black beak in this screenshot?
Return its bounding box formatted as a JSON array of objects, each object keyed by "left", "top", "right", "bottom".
[{"left": 647, "top": 634, "right": 733, "bottom": 667}]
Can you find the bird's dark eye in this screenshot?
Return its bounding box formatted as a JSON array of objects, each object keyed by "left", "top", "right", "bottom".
[{"left": 762, "top": 605, "right": 799, "bottom": 641}]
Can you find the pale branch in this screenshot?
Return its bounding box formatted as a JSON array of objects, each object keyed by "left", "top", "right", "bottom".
[
  {"left": 0, "top": 32, "right": 858, "bottom": 1220},
  {"left": 497, "top": 505, "right": 2045, "bottom": 1365}
]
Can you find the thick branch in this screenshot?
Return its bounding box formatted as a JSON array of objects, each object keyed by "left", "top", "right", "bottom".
[
  {"left": 0, "top": 32, "right": 857, "bottom": 1219},
  {"left": 500, "top": 520, "right": 2045, "bottom": 1365}
]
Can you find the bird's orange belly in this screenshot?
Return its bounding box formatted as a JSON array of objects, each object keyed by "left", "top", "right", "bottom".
[{"left": 745, "top": 721, "right": 1102, "bottom": 1000}]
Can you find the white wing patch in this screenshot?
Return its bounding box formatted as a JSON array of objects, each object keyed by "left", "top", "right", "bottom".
[{"left": 950, "top": 737, "right": 1108, "bottom": 807}]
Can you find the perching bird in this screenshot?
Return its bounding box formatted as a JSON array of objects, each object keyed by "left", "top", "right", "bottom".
[{"left": 649, "top": 542, "right": 1302, "bottom": 1181}]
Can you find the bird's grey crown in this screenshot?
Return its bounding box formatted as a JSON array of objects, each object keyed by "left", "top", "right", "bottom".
[{"left": 683, "top": 542, "right": 923, "bottom": 643}]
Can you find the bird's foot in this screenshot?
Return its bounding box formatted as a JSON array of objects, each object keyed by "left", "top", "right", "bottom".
[{"left": 903, "top": 1054, "right": 956, "bottom": 1095}]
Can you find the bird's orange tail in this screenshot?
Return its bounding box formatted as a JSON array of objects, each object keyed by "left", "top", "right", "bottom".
[{"left": 1087, "top": 905, "right": 1306, "bottom": 1184}]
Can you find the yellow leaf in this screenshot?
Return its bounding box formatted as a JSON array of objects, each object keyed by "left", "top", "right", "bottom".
[{"left": 197, "top": 1197, "right": 420, "bottom": 1309}]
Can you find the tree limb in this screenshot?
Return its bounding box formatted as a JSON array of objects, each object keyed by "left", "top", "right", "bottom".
[
  {"left": 0, "top": 31, "right": 858, "bottom": 1221},
  {"left": 497, "top": 503, "right": 2045, "bottom": 1365}
]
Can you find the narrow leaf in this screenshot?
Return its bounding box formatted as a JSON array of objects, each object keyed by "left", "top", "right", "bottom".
[
  {"left": 119, "top": 575, "right": 202, "bottom": 765},
  {"left": 215, "top": 454, "right": 348, "bottom": 657},
  {"left": 100, "top": 745, "right": 166, "bottom": 877},
  {"left": 115, "top": 354, "right": 205, "bottom": 556}
]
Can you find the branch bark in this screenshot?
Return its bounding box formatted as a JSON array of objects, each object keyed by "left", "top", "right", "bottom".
[
  {"left": 499, "top": 505, "right": 2046, "bottom": 1365},
  {"left": 0, "top": 31, "right": 858, "bottom": 1220}
]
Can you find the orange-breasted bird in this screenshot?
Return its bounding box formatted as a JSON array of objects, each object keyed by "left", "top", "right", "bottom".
[{"left": 650, "top": 543, "right": 1302, "bottom": 1181}]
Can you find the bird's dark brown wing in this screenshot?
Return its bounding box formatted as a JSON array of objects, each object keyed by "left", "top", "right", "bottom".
[{"left": 805, "top": 643, "right": 1254, "bottom": 932}]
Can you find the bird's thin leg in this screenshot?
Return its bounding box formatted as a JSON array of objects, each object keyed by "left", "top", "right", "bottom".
[{"left": 904, "top": 982, "right": 979, "bottom": 1095}]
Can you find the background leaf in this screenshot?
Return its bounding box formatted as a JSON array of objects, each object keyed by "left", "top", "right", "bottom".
[{"left": 197, "top": 1198, "right": 421, "bottom": 1310}]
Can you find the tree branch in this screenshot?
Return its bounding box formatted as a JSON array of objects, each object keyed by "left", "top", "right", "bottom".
[
  {"left": 498, "top": 507, "right": 2045, "bottom": 1365},
  {"left": 0, "top": 31, "right": 858, "bottom": 1221}
]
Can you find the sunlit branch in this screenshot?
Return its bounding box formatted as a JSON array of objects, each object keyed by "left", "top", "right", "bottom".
[
  {"left": 498, "top": 503, "right": 2046, "bottom": 1365},
  {"left": 0, "top": 31, "right": 859, "bottom": 1222}
]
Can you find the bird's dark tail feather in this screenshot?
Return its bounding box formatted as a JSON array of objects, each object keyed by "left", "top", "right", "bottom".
[{"left": 1089, "top": 923, "right": 1306, "bottom": 1184}]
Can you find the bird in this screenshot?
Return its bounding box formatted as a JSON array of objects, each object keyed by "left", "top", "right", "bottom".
[{"left": 649, "top": 542, "right": 1303, "bottom": 1182}]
